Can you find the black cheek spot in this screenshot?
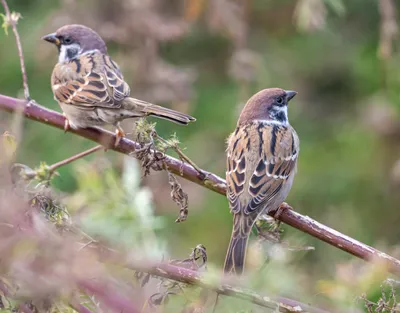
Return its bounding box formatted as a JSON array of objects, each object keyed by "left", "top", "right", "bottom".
[
  {"left": 275, "top": 111, "right": 287, "bottom": 123},
  {"left": 66, "top": 48, "right": 78, "bottom": 60}
]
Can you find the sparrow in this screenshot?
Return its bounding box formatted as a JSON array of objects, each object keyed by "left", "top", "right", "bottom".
[
  {"left": 42, "top": 24, "right": 195, "bottom": 146},
  {"left": 224, "top": 88, "right": 299, "bottom": 275}
]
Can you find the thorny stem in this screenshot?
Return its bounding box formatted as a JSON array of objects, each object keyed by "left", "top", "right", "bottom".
[
  {"left": 2, "top": 95, "right": 400, "bottom": 276},
  {"left": 0, "top": 0, "right": 31, "bottom": 101},
  {"left": 47, "top": 145, "right": 103, "bottom": 175},
  {"left": 155, "top": 134, "right": 206, "bottom": 179}
]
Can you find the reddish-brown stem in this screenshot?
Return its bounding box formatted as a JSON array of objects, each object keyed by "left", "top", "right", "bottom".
[
  {"left": 48, "top": 145, "right": 104, "bottom": 174},
  {"left": 1, "top": 94, "right": 400, "bottom": 276},
  {"left": 0, "top": 0, "right": 30, "bottom": 100}
]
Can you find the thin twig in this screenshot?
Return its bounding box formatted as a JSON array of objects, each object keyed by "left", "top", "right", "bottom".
[
  {"left": 48, "top": 145, "right": 103, "bottom": 175},
  {"left": 156, "top": 134, "right": 206, "bottom": 179},
  {"left": 0, "top": 0, "right": 30, "bottom": 100},
  {"left": 2, "top": 94, "right": 400, "bottom": 276}
]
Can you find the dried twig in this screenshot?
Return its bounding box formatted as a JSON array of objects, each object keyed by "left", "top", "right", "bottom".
[
  {"left": 1, "top": 94, "right": 400, "bottom": 276},
  {"left": 0, "top": 0, "right": 30, "bottom": 100},
  {"left": 47, "top": 145, "right": 103, "bottom": 175},
  {"left": 156, "top": 134, "right": 206, "bottom": 179}
]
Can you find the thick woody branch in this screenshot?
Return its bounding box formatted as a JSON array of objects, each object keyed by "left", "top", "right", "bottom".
[{"left": 1, "top": 94, "right": 400, "bottom": 277}]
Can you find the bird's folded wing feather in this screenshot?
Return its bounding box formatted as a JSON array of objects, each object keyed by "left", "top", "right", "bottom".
[
  {"left": 51, "top": 51, "right": 130, "bottom": 108},
  {"left": 226, "top": 123, "right": 299, "bottom": 215}
]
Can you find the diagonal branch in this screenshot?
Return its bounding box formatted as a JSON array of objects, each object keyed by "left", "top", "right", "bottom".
[{"left": 1, "top": 94, "right": 400, "bottom": 276}]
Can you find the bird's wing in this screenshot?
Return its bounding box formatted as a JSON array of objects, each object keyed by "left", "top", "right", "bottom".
[
  {"left": 226, "top": 123, "right": 299, "bottom": 215},
  {"left": 51, "top": 51, "right": 130, "bottom": 108}
]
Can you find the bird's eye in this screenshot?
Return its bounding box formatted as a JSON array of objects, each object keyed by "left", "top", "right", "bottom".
[
  {"left": 276, "top": 96, "right": 284, "bottom": 104},
  {"left": 64, "top": 37, "right": 72, "bottom": 44}
]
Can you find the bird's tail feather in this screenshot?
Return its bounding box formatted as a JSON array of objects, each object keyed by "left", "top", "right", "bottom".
[
  {"left": 223, "top": 214, "right": 251, "bottom": 275},
  {"left": 123, "top": 97, "right": 196, "bottom": 125},
  {"left": 223, "top": 234, "right": 248, "bottom": 275}
]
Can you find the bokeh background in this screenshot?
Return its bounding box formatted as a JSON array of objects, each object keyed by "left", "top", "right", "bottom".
[{"left": 1, "top": 0, "right": 400, "bottom": 311}]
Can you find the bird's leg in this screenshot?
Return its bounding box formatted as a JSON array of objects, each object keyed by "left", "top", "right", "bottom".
[
  {"left": 63, "top": 112, "right": 71, "bottom": 133},
  {"left": 114, "top": 123, "right": 126, "bottom": 147}
]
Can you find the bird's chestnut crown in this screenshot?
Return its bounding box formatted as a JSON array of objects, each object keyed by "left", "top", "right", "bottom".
[{"left": 237, "top": 88, "right": 297, "bottom": 126}]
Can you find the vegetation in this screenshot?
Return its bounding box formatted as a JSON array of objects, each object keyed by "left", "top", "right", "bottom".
[{"left": 1, "top": 0, "right": 400, "bottom": 312}]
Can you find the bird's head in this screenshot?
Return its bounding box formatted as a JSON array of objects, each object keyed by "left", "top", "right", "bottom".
[
  {"left": 237, "top": 88, "right": 297, "bottom": 126},
  {"left": 42, "top": 24, "right": 107, "bottom": 63}
]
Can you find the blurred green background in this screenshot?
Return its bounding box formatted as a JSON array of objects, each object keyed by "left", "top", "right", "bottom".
[{"left": 1, "top": 0, "right": 400, "bottom": 310}]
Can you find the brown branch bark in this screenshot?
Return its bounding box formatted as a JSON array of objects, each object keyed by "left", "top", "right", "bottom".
[{"left": 1, "top": 94, "right": 400, "bottom": 277}]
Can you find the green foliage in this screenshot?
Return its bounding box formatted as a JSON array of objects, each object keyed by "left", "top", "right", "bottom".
[
  {"left": 69, "top": 157, "right": 167, "bottom": 257},
  {"left": 1, "top": 0, "right": 400, "bottom": 311}
]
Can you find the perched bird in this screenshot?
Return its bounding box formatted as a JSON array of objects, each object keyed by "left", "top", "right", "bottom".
[
  {"left": 224, "top": 88, "right": 299, "bottom": 275},
  {"left": 42, "top": 24, "right": 195, "bottom": 146}
]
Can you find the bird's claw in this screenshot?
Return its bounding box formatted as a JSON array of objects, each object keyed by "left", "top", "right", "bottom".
[
  {"left": 62, "top": 113, "right": 71, "bottom": 133},
  {"left": 114, "top": 126, "right": 125, "bottom": 147}
]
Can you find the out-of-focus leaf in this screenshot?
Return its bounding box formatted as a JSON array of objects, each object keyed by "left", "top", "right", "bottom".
[
  {"left": 184, "top": 0, "right": 206, "bottom": 22},
  {"left": 324, "top": 0, "right": 346, "bottom": 16},
  {"left": 1, "top": 131, "right": 17, "bottom": 165},
  {"left": 294, "top": 0, "right": 327, "bottom": 33}
]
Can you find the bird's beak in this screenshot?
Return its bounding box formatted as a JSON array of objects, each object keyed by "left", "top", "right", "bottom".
[
  {"left": 41, "top": 33, "right": 60, "bottom": 46},
  {"left": 285, "top": 90, "right": 297, "bottom": 102}
]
